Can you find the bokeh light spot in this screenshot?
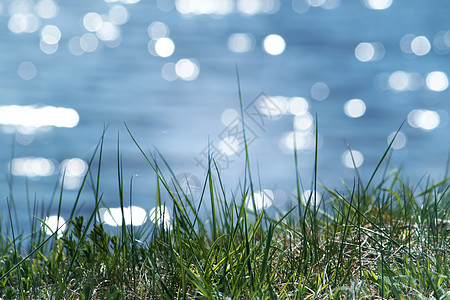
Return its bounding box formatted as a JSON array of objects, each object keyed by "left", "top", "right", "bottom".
[
  {"left": 408, "top": 109, "right": 440, "bottom": 131},
  {"left": 387, "top": 131, "right": 407, "bottom": 150},
  {"left": 40, "top": 40, "right": 58, "bottom": 54},
  {"left": 228, "top": 33, "right": 254, "bottom": 53},
  {"left": 355, "top": 42, "right": 375, "bottom": 62},
  {"left": 344, "top": 99, "right": 366, "bottom": 118},
  {"left": 18, "top": 61, "right": 37, "bottom": 80},
  {"left": 11, "top": 157, "right": 55, "bottom": 177},
  {"left": 294, "top": 112, "right": 314, "bottom": 131},
  {"left": 148, "top": 21, "right": 169, "bottom": 39},
  {"left": 8, "top": 13, "right": 39, "bottom": 34},
  {"left": 41, "top": 25, "right": 61, "bottom": 45},
  {"left": 219, "top": 136, "right": 240, "bottom": 156},
  {"left": 364, "top": 0, "right": 392, "bottom": 10},
  {"left": 155, "top": 37, "right": 175, "bottom": 57},
  {"left": 288, "top": 97, "right": 309, "bottom": 115},
  {"left": 83, "top": 12, "right": 102, "bottom": 32},
  {"left": 256, "top": 95, "right": 288, "bottom": 120},
  {"left": 311, "top": 82, "right": 329, "bottom": 101},
  {"left": 263, "top": 34, "right": 286, "bottom": 55},
  {"left": 302, "top": 190, "right": 321, "bottom": 208},
  {"left": 307, "top": 0, "right": 326, "bottom": 7},
  {"left": 109, "top": 5, "right": 129, "bottom": 25},
  {"left": 221, "top": 108, "right": 239, "bottom": 125},
  {"left": 100, "top": 206, "right": 147, "bottom": 227},
  {"left": 35, "top": 0, "right": 59, "bottom": 19},
  {"left": 80, "top": 33, "right": 98, "bottom": 52},
  {"left": 342, "top": 150, "right": 364, "bottom": 168},
  {"left": 400, "top": 34, "right": 415, "bottom": 54},
  {"left": 68, "top": 37, "right": 84, "bottom": 56},
  {"left": 426, "top": 71, "right": 448, "bottom": 92},
  {"left": 247, "top": 189, "right": 274, "bottom": 211},
  {"left": 149, "top": 206, "right": 171, "bottom": 228},
  {"left": 292, "top": 0, "right": 310, "bottom": 13},
  {"left": 161, "top": 63, "right": 178, "bottom": 81},
  {"left": 411, "top": 36, "right": 431, "bottom": 56},
  {"left": 60, "top": 158, "right": 88, "bottom": 190},
  {"left": 96, "top": 21, "right": 120, "bottom": 42},
  {"left": 175, "top": 59, "right": 199, "bottom": 81},
  {"left": 42, "top": 216, "right": 66, "bottom": 236},
  {"left": 279, "top": 131, "right": 315, "bottom": 153},
  {"left": 388, "top": 71, "right": 410, "bottom": 91}
]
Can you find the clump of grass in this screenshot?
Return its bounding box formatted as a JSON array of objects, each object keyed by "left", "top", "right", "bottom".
[{"left": 0, "top": 105, "right": 449, "bottom": 299}]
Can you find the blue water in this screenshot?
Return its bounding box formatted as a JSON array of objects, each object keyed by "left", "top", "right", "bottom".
[{"left": 1, "top": 0, "right": 450, "bottom": 228}]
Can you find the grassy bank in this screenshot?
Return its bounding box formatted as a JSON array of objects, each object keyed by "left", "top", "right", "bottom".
[{"left": 0, "top": 120, "right": 449, "bottom": 299}]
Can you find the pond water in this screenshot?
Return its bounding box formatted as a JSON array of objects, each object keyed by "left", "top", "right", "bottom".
[{"left": 1, "top": 0, "right": 450, "bottom": 228}]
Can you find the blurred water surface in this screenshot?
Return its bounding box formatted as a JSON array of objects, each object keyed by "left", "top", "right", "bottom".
[{"left": 1, "top": 0, "right": 450, "bottom": 228}]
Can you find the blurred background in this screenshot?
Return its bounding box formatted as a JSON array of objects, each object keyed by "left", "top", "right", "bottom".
[{"left": 1, "top": 0, "right": 450, "bottom": 228}]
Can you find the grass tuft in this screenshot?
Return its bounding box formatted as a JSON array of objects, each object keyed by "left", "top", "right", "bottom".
[{"left": 0, "top": 100, "right": 449, "bottom": 299}]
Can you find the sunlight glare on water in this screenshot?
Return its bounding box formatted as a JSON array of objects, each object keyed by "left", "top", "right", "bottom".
[{"left": 3, "top": 0, "right": 450, "bottom": 229}]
